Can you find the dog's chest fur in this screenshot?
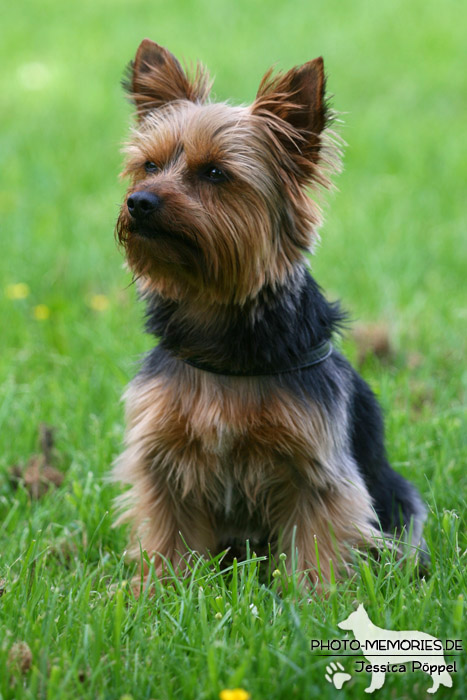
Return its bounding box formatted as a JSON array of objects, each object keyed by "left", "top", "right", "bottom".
[{"left": 116, "top": 362, "right": 349, "bottom": 527}]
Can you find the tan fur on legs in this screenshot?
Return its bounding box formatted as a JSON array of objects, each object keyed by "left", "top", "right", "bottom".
[
  {"left": 280, "top": 484, "right": 380, "bottom": 586},
  {"left": 113, "top": 366, "right": 380, "bottom": 586}
]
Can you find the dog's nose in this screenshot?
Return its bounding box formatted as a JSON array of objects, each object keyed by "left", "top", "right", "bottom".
[{"left": 127, "top": 191, "right": 161, "bottom": 219}]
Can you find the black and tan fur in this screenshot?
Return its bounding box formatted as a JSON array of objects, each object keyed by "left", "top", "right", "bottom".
[{"left": 113, "top": 39, "right": 427, "bottom": 585}]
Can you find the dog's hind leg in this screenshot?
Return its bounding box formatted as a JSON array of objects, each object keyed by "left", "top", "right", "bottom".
[
  {"left": 348, "top": 370, "right": 428, "bottom": 563},
  {"left": 427, "top": 669, "right": 453, "bottom": 693}
]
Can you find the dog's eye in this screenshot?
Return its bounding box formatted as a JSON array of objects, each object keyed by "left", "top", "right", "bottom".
[
  {"left": 201, "top": 165, "right": 227, "bottom": 183},
  {"left": 144, "top": 161, "right": 159, "bottom": 174}
]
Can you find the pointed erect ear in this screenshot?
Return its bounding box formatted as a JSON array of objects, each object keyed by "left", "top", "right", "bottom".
[
  {"left": 252, "top": 58, "right": 328, "bottom": 164},
  {"left": 125, "top": 39, "right": 211, "bottom": 119}
]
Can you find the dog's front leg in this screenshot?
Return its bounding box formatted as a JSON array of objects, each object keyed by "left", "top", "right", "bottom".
[
  {"left": 116, "top": 468, "right": 217, "bottom": 592},
  {"left": 279, "top": 480, "right": 378, "bottom": 584},
  {"left": 365, "top": 669, "right": 386, "bottom": 693}
]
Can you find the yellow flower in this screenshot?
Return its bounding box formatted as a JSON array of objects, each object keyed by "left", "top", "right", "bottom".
[
  {"left": 219, "top": 690, "right": 251, "bottom": 700},
  {"left": 33, "top": 304, "right": 50, "bottom": 320},
  {"left": 89, "top": 294, "right": 109, "bottom": 311},
  {"left": 6, "top": 283, "right": 30, "bottom": 299}
]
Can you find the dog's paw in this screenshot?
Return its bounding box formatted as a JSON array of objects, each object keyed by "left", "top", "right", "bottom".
[{"left": 325, "top": 661, "right": 351, "bottom": 689}]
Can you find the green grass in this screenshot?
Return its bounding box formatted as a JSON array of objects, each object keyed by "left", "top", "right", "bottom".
[{"left": 1, "top": 0, "right": 466, "bottom": 698}]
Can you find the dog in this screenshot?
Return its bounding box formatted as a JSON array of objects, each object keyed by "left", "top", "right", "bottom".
[
  {"left": 338, "top": 604, "right": 453, "bottom": 693},
  {"left": 113, "top": 39, "right": 427, "bottom": 585}
]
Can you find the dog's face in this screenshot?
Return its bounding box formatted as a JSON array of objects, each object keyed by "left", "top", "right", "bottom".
[{"left": 116, "top": 40, "right": 336, "bottom": 304}]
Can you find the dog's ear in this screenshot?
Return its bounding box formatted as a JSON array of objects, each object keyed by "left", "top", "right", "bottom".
[
  {"left": 252, "top": 58, "right": 328, "bottom": 166},
  {"left": 125, "top": 39, "right": 211, "bottom": 120}
]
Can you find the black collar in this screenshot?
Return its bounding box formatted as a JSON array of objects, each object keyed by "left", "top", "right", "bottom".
[{"left": 182, "top": 339, "right": 333, "bottom": 377}]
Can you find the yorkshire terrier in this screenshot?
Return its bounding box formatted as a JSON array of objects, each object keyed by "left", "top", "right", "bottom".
[{"left": 113, "top": 39, "right": 427, "bottom": 585}]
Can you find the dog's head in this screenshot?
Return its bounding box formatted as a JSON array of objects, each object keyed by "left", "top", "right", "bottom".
[
  {"left": 116, "top": 39, "right": 338, "bottom": 304},
  {"left": 338, "top": 604, "right": 369, "bottom": 631}
]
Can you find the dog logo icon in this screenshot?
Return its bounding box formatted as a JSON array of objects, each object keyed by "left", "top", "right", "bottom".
[{"left": 337, "top": 604, "right": 453, "bottom": 694}]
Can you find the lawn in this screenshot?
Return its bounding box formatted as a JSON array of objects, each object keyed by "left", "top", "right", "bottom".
[{"left": 0, "top": 0, "right": 465, "bottom": 698}]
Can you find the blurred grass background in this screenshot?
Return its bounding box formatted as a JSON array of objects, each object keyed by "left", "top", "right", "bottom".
[
  {"left": 0, "top": 0, "right": 466, "bottom": 697},
  {"left": 1, "top": 0, "right": 465, "bottom": 458}
]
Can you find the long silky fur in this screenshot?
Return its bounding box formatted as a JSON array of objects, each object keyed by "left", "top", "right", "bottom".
[{"left": 112, "top": 41, "right": 427, "bottom": 588}]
